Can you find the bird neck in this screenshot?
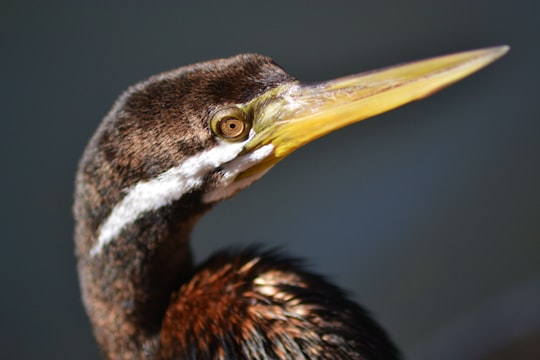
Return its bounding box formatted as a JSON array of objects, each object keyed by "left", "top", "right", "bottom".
[{"left": 75, "top": 195, "right": 211, "bottom": 358}]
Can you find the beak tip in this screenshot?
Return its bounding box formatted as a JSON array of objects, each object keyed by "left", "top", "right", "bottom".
[{"left": 485, "top": 45, "right": 510, "bottom": 62}]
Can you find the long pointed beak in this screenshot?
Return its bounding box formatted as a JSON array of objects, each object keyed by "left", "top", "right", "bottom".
[{"left": 243, "top": 46, "right": 508, "bottom": 173}]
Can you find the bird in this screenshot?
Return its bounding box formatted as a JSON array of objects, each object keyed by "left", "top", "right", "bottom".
[{"left": 74, "top": 46, "right": 508, "bottom": 359}]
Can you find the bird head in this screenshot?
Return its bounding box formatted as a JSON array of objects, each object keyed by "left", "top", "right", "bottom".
[{"left": 75, "top": 47, "right": 507, "bottom": 257}]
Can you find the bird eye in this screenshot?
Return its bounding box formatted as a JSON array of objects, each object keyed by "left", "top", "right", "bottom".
[{"left": 209, "top": 107, "right": 251, "bottom": 142}]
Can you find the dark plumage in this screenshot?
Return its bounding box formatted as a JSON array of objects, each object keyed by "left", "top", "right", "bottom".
[
  {"left": 74, "top": 48, "right": 507, "bottom": 359},
  {"left": 160, "top": 248, "right": 398, "bottom": 360}
]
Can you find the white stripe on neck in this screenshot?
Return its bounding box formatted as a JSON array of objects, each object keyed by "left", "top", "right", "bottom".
[
  {"left": 90, "top": 140, "right": 247, "bottom": 256},
  {"left": 202, "top": 144, "right": 274, "bottom": 203}
]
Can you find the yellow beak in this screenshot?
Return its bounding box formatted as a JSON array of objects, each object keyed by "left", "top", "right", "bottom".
[{"left": 241, "top": 46, "right": 508, "bottom": 175}]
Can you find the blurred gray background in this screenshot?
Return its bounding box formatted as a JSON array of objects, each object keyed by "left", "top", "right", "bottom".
[{"left": 2, "top": 1, "right": 539, "bottom": 359}]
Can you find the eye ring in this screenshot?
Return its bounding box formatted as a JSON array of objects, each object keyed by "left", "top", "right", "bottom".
[{"left": 209, "top": 106, "right": 251, "bottom": 142}]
